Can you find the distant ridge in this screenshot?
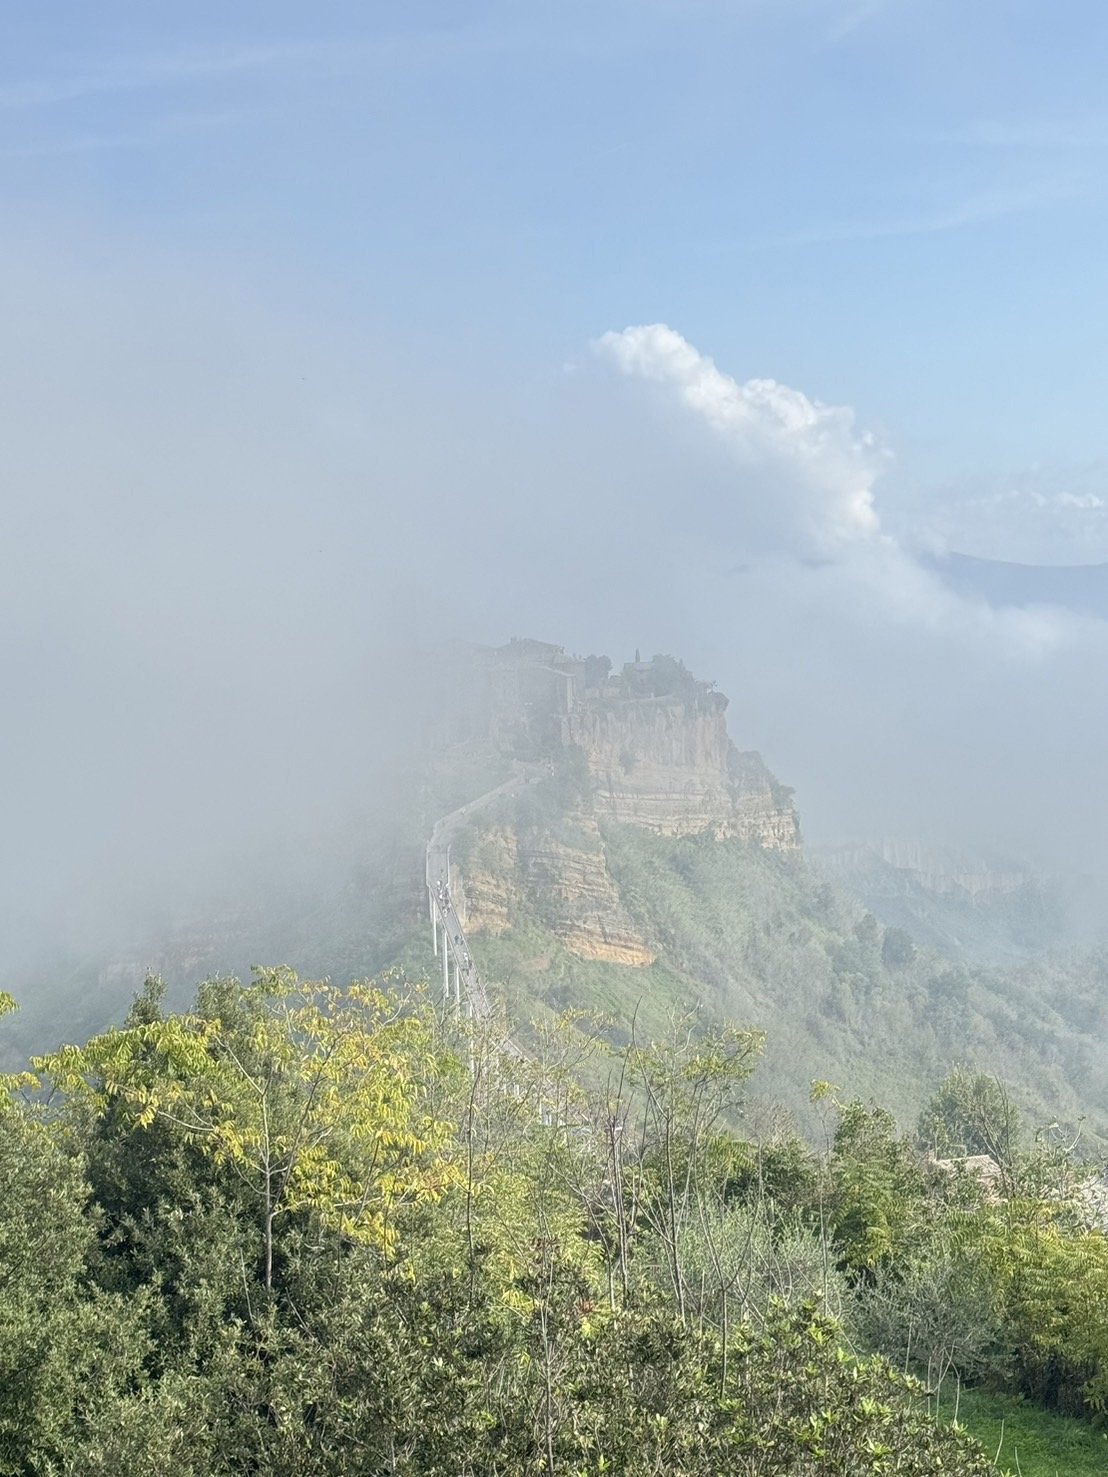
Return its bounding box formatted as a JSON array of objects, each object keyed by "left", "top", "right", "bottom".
[
  {"left": 929, "top": 551, "right": 1108, "bottom": 620},
  {"left": 811, "top": 838, "right": 1062, "bottom": 964}
]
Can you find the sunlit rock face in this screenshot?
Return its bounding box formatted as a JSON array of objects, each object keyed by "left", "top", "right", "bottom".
[
  {"left": 448, "top": 642, "right": 799, "bottom": 965},
  {"left": 568, "top": 700, "right": 800, "bottom": 845},
  {"left": 569, "top": 695, "right": 730, "bottom": 835},
  {"left": 457, "top": 817, "right": 655, "bottom": 966},
  {"left": 565, "top": 651, "right": 799, "bottom": 848}
]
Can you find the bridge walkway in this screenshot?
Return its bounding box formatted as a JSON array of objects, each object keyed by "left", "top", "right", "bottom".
[{"left": 425, "top": 764, "right": 535, "bottom": 1056}]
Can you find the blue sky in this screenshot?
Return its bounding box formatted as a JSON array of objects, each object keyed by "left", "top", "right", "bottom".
[
  {"left": 5, "top": 0, "right": 1108, "bottom": 945},
  {"left": 4, "top": 1, "right": 1108, "bottom": 497}
]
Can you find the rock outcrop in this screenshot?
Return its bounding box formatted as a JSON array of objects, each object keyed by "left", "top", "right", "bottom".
[
  {"left": 457, "top": 818, "right": 655, "bottom": 966},
  {"left": 564, "top": 670, "right": 798, "bottom": 849},
  {"left": 444, "top": 644, "right": 799, "bottom": 967},
  {"left": 730, "top": 750, "right": 803, "bottom": 851}
]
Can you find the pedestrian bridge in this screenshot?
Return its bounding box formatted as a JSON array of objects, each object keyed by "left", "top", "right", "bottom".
[{"left": 425, "top": 767, "right": 531, "bottom": 1047}]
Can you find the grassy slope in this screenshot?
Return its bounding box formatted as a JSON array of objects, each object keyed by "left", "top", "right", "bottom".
[
  {"left": 944, "top": 1389, "right": 1108, "bottom": 1477},
  {"left": 457, "top": 818, "right": 1108, "bottom": 1136}
]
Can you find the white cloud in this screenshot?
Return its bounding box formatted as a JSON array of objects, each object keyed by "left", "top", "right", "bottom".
[
  {"left": 593, "top": 321, "right": 1102, "bottom": 661},
  {"left": 898, "top": 471, "right": 1108, "bottom": 565},
  {"left": 0, "top": 108, "right": 254, "bottom": 159},
  {"left": 0, "top": 30, "right": 508, "bottom": 113},
  {"left": 824, "top": 0, "right": 890, "bottom": 41},
  {"left": 1056, "top": 492, "right": 1104, "bottom": 510},
  {"left": 586, "top": 326, "right": 1108, "bottom": 868},
  {"left": 594, "top": 323, "right": 882, "bottom": 556}
]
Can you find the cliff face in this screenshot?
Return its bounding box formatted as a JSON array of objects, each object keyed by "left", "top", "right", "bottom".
[
  {"left": 449, "top": 645, "right": 799, "bottom": 967},
  {"left": 457, "top": 818, "right": 655, "bottom": 967},
  {"left": 566, "top": 696, "right": 733, "bottom": 836},
  {"left": 565, "top": 693, "right": 799, "bottom": 849},
  {"left": 730, "top": 750, "right": 803, "bottom": 851}
]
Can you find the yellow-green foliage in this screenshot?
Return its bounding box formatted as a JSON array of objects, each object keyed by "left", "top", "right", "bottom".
[
  {"left": 965, "top": 1201, "right": 1108, "bottom": 1415},
  {"left": 0, "top": 993, "right": 37, "bottom": 1101},
  {"left": 0, "top": 975, "right": 1004, "bottom": 1474},
  {"left": 36, "top": 969, "right": 458, "bottom": 1259}
]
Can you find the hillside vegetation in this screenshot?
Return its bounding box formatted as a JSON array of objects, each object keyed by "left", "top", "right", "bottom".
[
  {"left": 453, "top": 779, "right": 1108, "bottom": 1139},
  {"left": 7, "top": 635, "right": 1108, "bottom": 1472},
  {"left": 9, "top": 971, "right": 1108, "bottom": 1472},
  {"left": 0, "top": 978, "right": 1008, "bottom": 1475},
  {"left": 9, "top": 640, "right": 1108, "bottom": 1155}
]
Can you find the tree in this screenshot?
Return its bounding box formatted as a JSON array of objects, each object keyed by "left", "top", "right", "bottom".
[
  {"left": 918, "top": 1068, "right": 1022, "bottom": 1171},
  {"left": 0, "top": 992, "right": 36, "bottom": 1102},
  {"left": 38, "top": 970, "right": 456, "bottom": 1294},
  {"left": 882, "top": 926, "right": 916, "bottom": 969},
  {"left": 7, "top": 977, "right": 1002, "bottom": 1474},
  {"left": 0, "top": 1100, "right": 192, "bottom": 1475},
  {"left": 624, "top": 1013, "right": 765, "bottom": 1324},
  {"left": 527, "top": 1295, "right": 998, "bottom": 1475},
  {"left": 830, "top": 1101, "right": 929, "bottom": 1276}
]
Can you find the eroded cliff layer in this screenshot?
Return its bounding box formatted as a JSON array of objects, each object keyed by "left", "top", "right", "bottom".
[
  {"left": 457, "top": 817, "right": 655, "bottom": 966},
  {"left": 566, "top": 696, "right": 798, "bottom": 846},
  {"left": 448, "top": 644, "right": 799, "bottom": 966}
]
